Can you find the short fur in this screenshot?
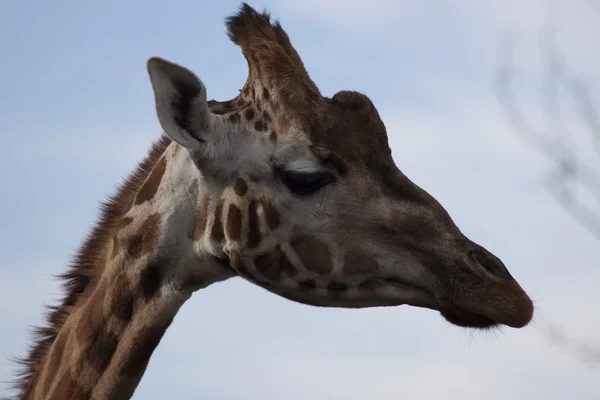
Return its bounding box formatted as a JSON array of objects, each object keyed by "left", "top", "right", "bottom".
[
  {"left": 225, "top": 3, "right": 322, "bottom": 110},
  {"left": 8, "top": 136, "right": 171, "bottom": 399}
]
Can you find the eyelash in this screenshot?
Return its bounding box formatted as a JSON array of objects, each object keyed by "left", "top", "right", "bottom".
[{"left": 278, "top": 170, "right": 337, "bottom": 196}]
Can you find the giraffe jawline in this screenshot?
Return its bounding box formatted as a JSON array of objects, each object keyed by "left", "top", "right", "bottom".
[
  {"left": 258, "top": 277, "right": 499, "bottom": 328},
  {"left": 436, "top": 298, "right": 499, "bottom": 329},
  {"left": 300, "top": 277, "right": 441, "bottom": 310}
]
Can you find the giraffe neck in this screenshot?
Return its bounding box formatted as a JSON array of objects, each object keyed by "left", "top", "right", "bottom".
[{"left": 21, "top": 139, "right": 235, "bottom": 400}]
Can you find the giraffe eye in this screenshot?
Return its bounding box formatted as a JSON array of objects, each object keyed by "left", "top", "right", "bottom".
[{"left": 279, "top": 170, "right": 336, "bottom": 196}]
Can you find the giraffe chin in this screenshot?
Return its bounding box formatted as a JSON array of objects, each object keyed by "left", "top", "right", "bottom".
[{"left": 437, "top": 300, "right": 499, "bottom": 329}]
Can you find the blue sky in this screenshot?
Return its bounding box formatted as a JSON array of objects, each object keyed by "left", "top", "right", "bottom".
[{"left": 1, "top": 1, "right": 599, "bottom": 399}]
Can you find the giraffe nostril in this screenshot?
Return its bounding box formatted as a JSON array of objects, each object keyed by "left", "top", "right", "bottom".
[{"left": 469, "top": 248, "right": 513, "bottom": 280}]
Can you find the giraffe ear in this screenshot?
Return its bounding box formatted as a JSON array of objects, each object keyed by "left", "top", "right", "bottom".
[{"left": 147, "top": 57, "right": 215, "bottom": 150}]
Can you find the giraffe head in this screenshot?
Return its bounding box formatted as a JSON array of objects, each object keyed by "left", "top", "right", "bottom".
[{"left": 146, "top": 3, "right": 533, "bottom": 329}]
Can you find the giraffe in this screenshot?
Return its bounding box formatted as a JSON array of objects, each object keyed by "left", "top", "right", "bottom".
[{"left": 9, "top": 3, "right": 534, "bottom": 399}]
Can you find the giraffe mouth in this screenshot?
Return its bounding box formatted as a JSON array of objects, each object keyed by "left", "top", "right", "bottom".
[{"left": 361, "top": 279, "right": 501, "bottom": 329}]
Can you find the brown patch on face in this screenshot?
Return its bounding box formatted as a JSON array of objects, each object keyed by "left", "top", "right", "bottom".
[
  {"left": 291, "top": 238, "right": 333, "bottom": 274},
  {"left": 210, "top": 200, "right": 225, "bottom": 242},
  {"left": 262, "top": 87, "right": 270, "bottom": 99},
  {"left": 244, "top": 108, "right": 255, "bottom": 121},
  {"left": 134, "top": 156, "right": 167, "bottom": 205},
  {"left": 140, "top": 259, "right": 163, "bottom": 301},
  {"left": 226, "top": 204, "right": 242, "bottom": 241},
  {"left": 190, "top": 198, "right": 208, "bottom": 240},
  {"left": 247, "top": 199, "right": 261, "bottom": 248},
  {"left": 343, "top": 250, "right": 378, "bottom": 275},
  {"left": 262, "top": 112, "right": 272, "bottom": 124},
  {"left": 254, "top": 119, "right": 266, "bottom": 131},
  {"left": 127, "top": 213, "right": 161, "bottom": 259},
  {"left": 259, "top": 199, "right": 280, "bottom": 229},
  {"left": 110, "top": 273, "right": 134, "bottom": 322},
  {"left": 121, "top": 317, "right": 174, "bottom": 378},
  {"left": 234, "top": 178, "right": 248, "bottom": 196},
  {"left": 254, "top": 251, "right": 281, "bottom": 281},
  {"left": 76, "top": 281, "right": 119, "bottom": 373},
  {"left": 269, "top": 131, "right": 277, "bottom": 143}
]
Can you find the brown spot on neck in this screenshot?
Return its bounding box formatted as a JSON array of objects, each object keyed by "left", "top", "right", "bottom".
[
  {"left": 120, "top": 317, "right": 174, "bottom": 379},
  {"left": 134, "top": 156, "right": 167, "bottom": 205},
  {"left": 75, "top": 281, "right": 119, "bottom": 373},
  {"left": 140, "top": 259, "right": 163, "bottom": 301},
  {"left": 111, "top": 217, "right": 133, "bottom": 259},
  {"left": 127, "top": 213, "right": 162, "bottom": 258},
  {"left": 110, "top": 273, "right": 134, "bottom": 322}
]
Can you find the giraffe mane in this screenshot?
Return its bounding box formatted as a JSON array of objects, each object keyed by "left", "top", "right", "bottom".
[{"left": 6, "top": 135, "right": 172, "bottom": 399}]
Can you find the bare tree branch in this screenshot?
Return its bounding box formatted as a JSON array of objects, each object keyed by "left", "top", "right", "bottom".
[
  {"left": 541, "top": 317, "right": 600, "bottom": 369},
  {"left": 495, "top": 0, "right": 600, "bottom": 369},
  {"left": 495, "top": 4, "right": 600, "bottom": 241}
]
